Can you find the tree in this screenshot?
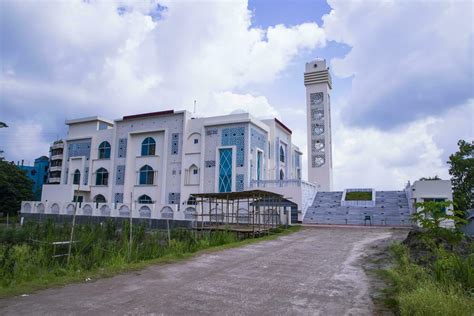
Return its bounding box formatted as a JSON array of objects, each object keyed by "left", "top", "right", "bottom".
[
  {"left": 412, "top": 200, "right": 466, "bottom": 233},
  {"left": 0, "top": 161, "right": 33, "bottom": 216},
  {"left": 419, "top": 175, "right": 441, "bottom": 181},
  {"left": 447, "top": 140, "right": 474, "bottom": 215}
]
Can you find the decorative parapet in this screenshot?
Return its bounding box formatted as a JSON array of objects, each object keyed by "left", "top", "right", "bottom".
[
  {"left": 250, "top": 179, "right": 318, "bottom": 189},
  {"left": 20, "top": 201, "right": 190, "bottom": 221},
  {"left": 341, "top": 188, "right": 376, "bottom": 207}
]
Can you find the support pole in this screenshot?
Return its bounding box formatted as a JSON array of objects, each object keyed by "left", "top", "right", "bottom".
[
  {"left": 166, "top": 217, "right": 171, "bottom": 246},
  {"left": 67, "top": 184, "right": 80, "bottom": 265},
  {"left": 129, "top": 192, "right": 133, "bottom": 262},
  {"left": 236, "top": 199, "right": 240, "bottom": 225}
]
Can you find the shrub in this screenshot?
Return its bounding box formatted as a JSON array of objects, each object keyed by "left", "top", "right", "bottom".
[
  {"left": 433, "top": 248, "right": 474, "bottom": 294},
  {"left": 384, "top": 241, "right": 474, "bottom": 315},
  {"left": 398, "top": 281, "right": 473, "bottom": 316},
  {"left": 0, "top": 222, "right": 295, "bottom": 295},
  {"left": 412, "top": 201, "right": 466, "bottom": 235}
]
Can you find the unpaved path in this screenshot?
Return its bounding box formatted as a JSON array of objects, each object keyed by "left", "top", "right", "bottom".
[{"left": 0, "top": 227, "right": 408, "bottom": 315}]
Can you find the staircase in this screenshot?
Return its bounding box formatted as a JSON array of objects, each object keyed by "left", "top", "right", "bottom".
[{"left": 303, "top": 191, "right": 412, "bottom": 227}]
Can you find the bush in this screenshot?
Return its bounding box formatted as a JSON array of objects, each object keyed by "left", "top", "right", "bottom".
[
  {"left": 384, "top": 241, "right": 474, "bottom": 315},
  {"left": 432, "top": 248, "right": 474, "bottom": 294},
  {"left": 0, "top": 222, "right": 295, "bottom": 294},
  {"left": 399, "top": 281, "right": 473, "bottom": 316}
]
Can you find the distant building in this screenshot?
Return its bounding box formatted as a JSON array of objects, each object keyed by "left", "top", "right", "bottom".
[
  {"left": 405, "top": 179, "right": 455, "bottom": 228},
  {"left": 17, "top": 156, "right": 49, "bottom": 200},
  {"left": 48, "top": 140, "right": 64, "bottom": 184}
]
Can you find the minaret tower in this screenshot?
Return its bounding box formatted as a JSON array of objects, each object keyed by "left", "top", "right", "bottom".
[{"left": 305, "top": 58, "right": 333, "bottom": 191}]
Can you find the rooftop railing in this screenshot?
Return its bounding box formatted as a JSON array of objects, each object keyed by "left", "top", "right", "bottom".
[{"left": 250, "top": 179, "right": 318, "bottom": 189}]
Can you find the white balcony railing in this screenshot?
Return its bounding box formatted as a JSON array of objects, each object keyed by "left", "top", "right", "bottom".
[
  {"left": 48, "top": 177, "right": 61, "bottom": 183},
  {"left": 250, "top": 179, "right": 318, "bottom": 189},
  {"left": 50, "top": 142, "right": 64, "bottom": 150}
]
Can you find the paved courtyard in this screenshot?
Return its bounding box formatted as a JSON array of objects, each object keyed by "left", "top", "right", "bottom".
[{"left": 0, "top": 227, "right": 408, "bottom": 315}]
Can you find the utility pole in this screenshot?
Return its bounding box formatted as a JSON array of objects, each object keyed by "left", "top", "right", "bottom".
[
  {"left": 129, "top": 192, "right": 133, "bottom": 262},
  {"left": 67, "top": 183, "right": 80, "bottom": 265}
]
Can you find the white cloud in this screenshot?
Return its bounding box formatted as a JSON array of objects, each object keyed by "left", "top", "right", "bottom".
[
  {"left": 210, "top": 91, "right": 279, "bottom": 118},
  {"left": 331, "top": 99, "right": 473, "bottom": 190},
  {"left": 0, "top": 122, "right": 50, "bottom": 164},
  {"left": 1, "top": 0, "right": 471, "bottom": 192},
  {"left": 323, "top": 0, "right": 474, "bottom": 129},
  {"left": 0, "top": 0, "right": 325, "bottom": 161}
]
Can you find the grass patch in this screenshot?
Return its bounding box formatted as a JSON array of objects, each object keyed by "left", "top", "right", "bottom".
[
  {"left": 345, "top": 191, "right": 372, "bottom": 201},
  {"left": 0, "top": 221, "right": 300, "bottom": 298},
  {"left": 381, "top": 238, "right": 474, "bottom": 316}
]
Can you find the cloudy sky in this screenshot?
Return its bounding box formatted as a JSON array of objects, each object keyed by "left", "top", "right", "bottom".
[{"left": 0, "top": 0, "right": 472, "bottom": 190}]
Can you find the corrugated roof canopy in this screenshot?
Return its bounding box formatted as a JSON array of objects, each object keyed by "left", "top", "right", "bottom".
[{"left": 191, "top": 189, "right": 283, "bottom": 200}]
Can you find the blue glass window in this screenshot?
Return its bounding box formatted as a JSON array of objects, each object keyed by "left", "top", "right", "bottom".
[
  {"left": 257, "top": 151, "right": 262, "bottom": 181},
  {"left": 138, "top": 194, "right": 153, "bottom": 204},
  {"left": 219, "top": 148, "right": 232, "bottom": 192},
  {"left": 73, "top": 169, "right": 81, "bottom": 185},
  {"left": 280, "top": 145, "right": 285, "bottom": 163},
  {"left": 95, "top": 168, "right": 109, "bottom": 185},
  {"left": 141, "top": 137, "right": 156, "bottom": 156},
  {"left": 139, "top": 165, "right": 154, "bottom": 185},
  {"left": 98, "top": 141, "right": 111, "bottom": 159}
]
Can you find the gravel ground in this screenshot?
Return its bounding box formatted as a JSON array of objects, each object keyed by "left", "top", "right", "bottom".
[{"left": 0, "top": 226, "right": 408, "bottom": 315}]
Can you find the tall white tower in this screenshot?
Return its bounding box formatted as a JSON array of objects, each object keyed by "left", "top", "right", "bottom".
[{"left": 305, "top": 59, "right": 333, "bottom": 191}]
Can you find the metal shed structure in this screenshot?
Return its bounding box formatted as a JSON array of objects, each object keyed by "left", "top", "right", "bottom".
[{"left": 191, "top": 190, "right": 289, "bottom": 237}]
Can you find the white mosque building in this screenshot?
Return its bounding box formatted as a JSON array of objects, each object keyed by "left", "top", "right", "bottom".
[{"left": 20, "top": 59, "right": 453, "bottom": 227}]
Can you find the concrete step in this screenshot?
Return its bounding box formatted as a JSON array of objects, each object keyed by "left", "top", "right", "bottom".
[{"left": 304, "top": 190, "right": 411, "bottom": 227}]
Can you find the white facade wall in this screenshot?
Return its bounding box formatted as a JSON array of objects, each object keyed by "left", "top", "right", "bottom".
[
  {"left": 412, "top": 180, "right": 453, "bottom": 200},
  {"left": 39, "top": 111, "right": 308, "bottom": 214}
]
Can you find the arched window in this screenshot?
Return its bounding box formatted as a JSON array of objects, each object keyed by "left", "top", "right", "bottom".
[
  {"left": 94, "top": 194, "right": 106, "bottom": 203},
  {"left": 280, "top": 145, "right": 285, "bottom": 163},
  {"left": 187, "top": 164, "right": 199, "bottom": 185},
  {"left": 138, "top": 194, "right": 153, "bottom": 204},
  {"left": 98, "top": 141, "right": 111, "bottom": 159},
  {"left": 141, "top": 137, "right": 156, "bottom": 156},
  {"left": 280, "top": 169, "right": 285, "bottom": 180},
  {"left": 139, "top": 165, "right": 154, "bottom": 185},
  {"left": 95, "top": 168, "right": 109, "bottom": 185},
  {"left": 190, "top": 165, "right": 199, "bottom": 175},
  {"left": 73, "top": 169, "right": 81, "bottom": 185}
]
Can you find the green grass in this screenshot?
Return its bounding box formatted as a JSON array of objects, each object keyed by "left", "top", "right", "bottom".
[
  {"left": 345, "top": 191, "right": 372, "bottom": 201},
  {"left": 381, "top": 242, "right": 474, "bottom": 316},
  {"left": 0, "top": 221, "right": 300, "bottom": 298}
]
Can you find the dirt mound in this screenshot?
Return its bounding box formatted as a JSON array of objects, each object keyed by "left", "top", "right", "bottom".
[{"left": 403, "top": 229, "right": 473, "bottom": 266}]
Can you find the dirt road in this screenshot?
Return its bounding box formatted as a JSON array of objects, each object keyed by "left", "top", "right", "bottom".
[{"left": 0, "top": 227, "right": 408, "bottom": 315}]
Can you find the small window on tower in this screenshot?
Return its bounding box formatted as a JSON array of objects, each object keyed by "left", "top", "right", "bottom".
[{"left": 194, "top": 139, "right": 199, "bottom": 144}]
